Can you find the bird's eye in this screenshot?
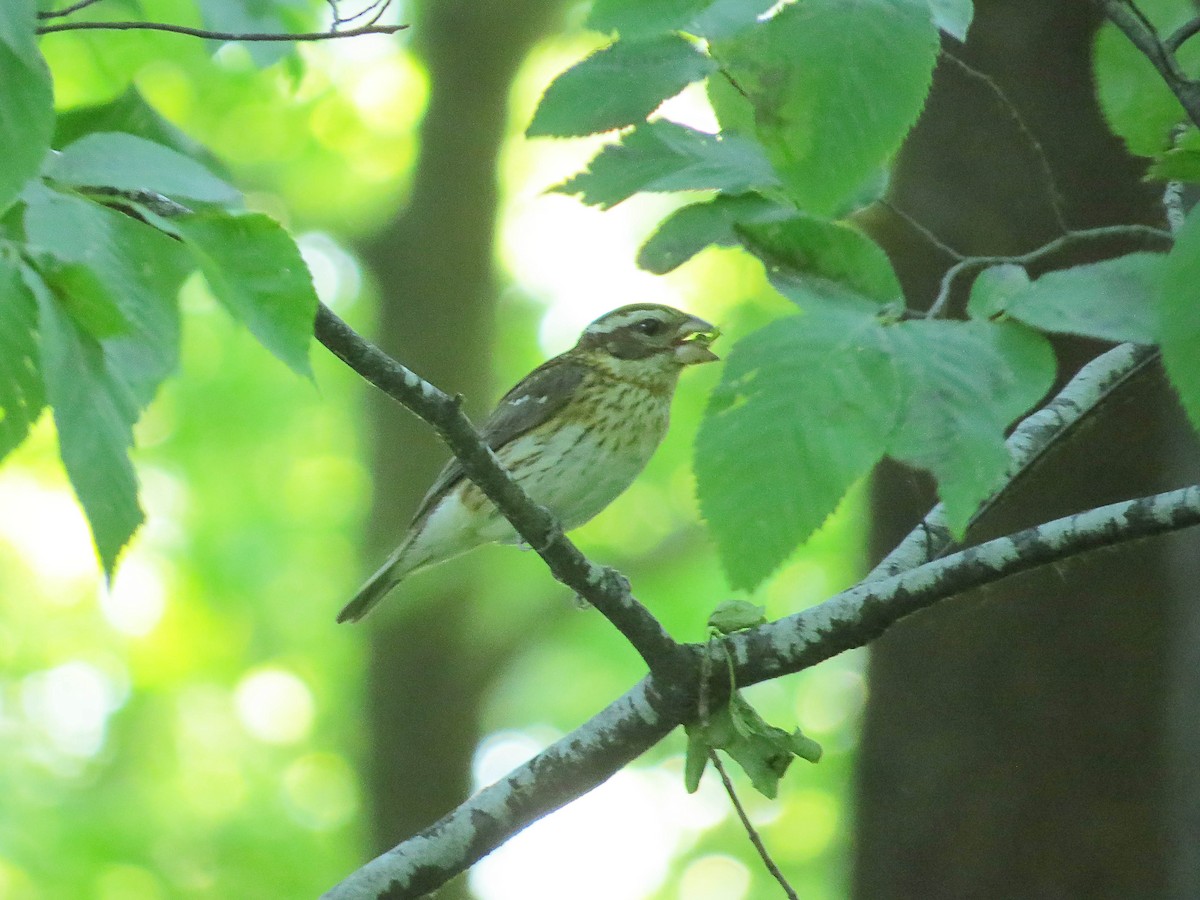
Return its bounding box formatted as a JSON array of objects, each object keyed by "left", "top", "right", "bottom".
[{"left": 634, "top": 318, "right": 664, "bottom": 336}]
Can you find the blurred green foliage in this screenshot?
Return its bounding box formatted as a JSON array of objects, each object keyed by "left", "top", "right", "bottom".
[{"left": 3, "top": 2, "right": 869, "bottom": 898}]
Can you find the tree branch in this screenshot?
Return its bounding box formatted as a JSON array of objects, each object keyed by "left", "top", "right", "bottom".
[
  {"left": 1095, "top": 0, "right": 1200, "bottom": 128},
  {"left": 313, "top": 303, "right": 683, "bottom": 673},
  {"left": 36, "top": 19, "right": 407, "bottom": 40},
  {"left": 323, "top": 483, "right": 1200, "bottom": 898},
  {"left": 926, "top": 223, "right": 1172, "bottom": 319},
  {"left": 867, "top": 341, "right": 1160, "bottom": 582}
]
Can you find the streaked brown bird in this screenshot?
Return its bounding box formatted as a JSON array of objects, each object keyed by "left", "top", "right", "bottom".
[{"left": 338, "top": 303, "right": 719, "bottom": 623}]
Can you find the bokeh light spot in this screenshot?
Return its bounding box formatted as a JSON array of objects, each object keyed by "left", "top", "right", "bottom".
[
  {"left": 20, "top": 660, "right": 122, "bottom": 759},
  {"left": 678, "top": 854, "right": 751, "bottom": 900},
  {"left": 101, "top": 557, "right": 167, "bottom": 637},
  {"left": 233, "top": 668, "right": 314, "bottom": 745}
]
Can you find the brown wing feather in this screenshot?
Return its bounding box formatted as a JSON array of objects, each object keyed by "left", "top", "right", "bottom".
[{"left": 407, "top": 356, "right": 589, "bottom": 527}]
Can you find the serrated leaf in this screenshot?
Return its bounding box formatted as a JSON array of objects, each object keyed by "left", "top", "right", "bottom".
[
  {"left": 46, "top": 132, "right": 241, "bottom": 204},
  {"left": 887, "top": 320, "right": 1055, "bottom": 535},
  {"left": 1094, "top": 0, "right": 1200, "bottom": 157},
  {"left": 969, "top": 254, "right": 1162, "bottom": 345},
  {"left": 711, "top": 0, "right": 938, "bottom": 215},
  {"left": 738, "top": 214, "right": 902, "bottom": 307},
  {"left": 588, "top": 0, "right": 712, "bottom": 36},
  {"left": 588, "top": 0, "right": 775, "bottom": 40},
  {"left": 23, "top": 185, "right": 190, "bottom": 409},
  {"left": 555, "top": 121, "right": 780, "bottom": 209},
  {"left": 638, "top": 193, "right": 796, "bottom": 273},
  {"left": 527, "top": 35, "right": 717, "bottom": 137},
  {"left": 0, "top": 0, "right": 54, "bottom": 214},
  {"left": 1160, "top": 206, "right": 1200, "bottom": 434},
  {"left": 928, "top": 0, "right": 973, "bottom": 40},
  {"left": 173, "top": 212, "right": 316, "bottom": 377},
  {"left": 0, "top": 247, "right": 44, "bottom": 458},
  {"left": 24, "top": 266, "right": 143, "bottom": 576},
  {"left": 696, "top": 309, "right": 901, "bottom": 589}
]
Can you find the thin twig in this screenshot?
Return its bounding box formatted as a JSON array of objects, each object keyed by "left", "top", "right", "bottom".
[
  {"left": 1096, "top": 0, "right": 1200, "bottom": 129},
  {"left": 1164, "top": 15, "right": 1200, "bottom": 53},
  {"left": 36, "top": 0, "right": 107, "bottom": 19},
  {"left": 878, "top": 199, "right": 965, "bottom": 261},
  {"left": 940, "top": 49, "right": 1071, "bottom": 235},
  {"left": 710, "top": 751, "right": 800, "bottom": 900},
  {"left": 925, "top": 223, "right": 1173, "bottom": 318},
  {"left": 36, "top": 19, "right": 406, "bottom": 40}
]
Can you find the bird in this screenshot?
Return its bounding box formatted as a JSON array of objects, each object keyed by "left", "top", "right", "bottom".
[{"left": 337, "top": 303, "right": 720, "bottom": 623}]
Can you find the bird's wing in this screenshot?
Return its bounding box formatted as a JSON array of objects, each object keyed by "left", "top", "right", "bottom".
[{"left": 408, "top": 357, "right": 589, "bottom": 527}]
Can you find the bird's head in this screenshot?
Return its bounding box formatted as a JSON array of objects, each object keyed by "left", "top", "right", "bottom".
[{"left": 575, "top": 304, "right": 720, "bottom": 374}]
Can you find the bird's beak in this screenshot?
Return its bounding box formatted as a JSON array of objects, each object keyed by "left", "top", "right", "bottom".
[{"left": 673, "top": 315, "right": 720, "bottom": 365}]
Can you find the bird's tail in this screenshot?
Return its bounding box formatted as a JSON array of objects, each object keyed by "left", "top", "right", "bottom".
[{"left": 337, "top": 540, "right": 416, "bottom": 624}]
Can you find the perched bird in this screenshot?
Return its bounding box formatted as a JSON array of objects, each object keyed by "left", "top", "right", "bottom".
[{"left": 338, "top": 303, "right": 719, "bottom": 623}]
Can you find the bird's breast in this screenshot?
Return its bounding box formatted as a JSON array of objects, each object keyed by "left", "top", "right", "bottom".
[{"left": 503, "top": 380, "right": 672, "bottom": 530}]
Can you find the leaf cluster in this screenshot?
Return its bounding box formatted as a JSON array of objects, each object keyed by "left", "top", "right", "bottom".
[
  {"left": 526, "top": 0, "right": 1200, "bottom": 598},
  {"left": 2, "top": 0, "right": 320, "bottom": 574}
]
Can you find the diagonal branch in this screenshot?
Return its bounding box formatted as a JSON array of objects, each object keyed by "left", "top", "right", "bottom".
[
  {"left": 323, "top": 483, "right": 1200, "bottom": 899},
  {"left": 1095, "top": 0, "right": 1200, "bottom": 128},
  {"left": 313, "top": 303, "right": 683, "bottom": 672},
  {"left": 867, "top": 341, "right": 1161, "bottom": 582}
]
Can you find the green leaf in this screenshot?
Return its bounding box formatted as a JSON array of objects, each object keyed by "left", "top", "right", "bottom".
[
  {"left": 707, "top": 600, "right": 767, "bottom": 634},
  {"left": 588, "top": 0, "right": 712, "bottom": 36},
  {"left": 887, "top": 320, "right": 1056, "bottom": 535},
  {"left": 0, "top": 0, "right": 54, "bottom": 214},
  {"left": 697, "top": 306, "right": 1053, "bottom": 585},
  {"left": 1094, "top": 0, "right": 1200, "bottom": 157},
  {"left": 24, "top": 265, "right": 143, "bottom": 576},
  {"left": 711, "top": 0, "right": 938, "bottom": 215},
  {"left": 554, "top": 121, "right": 780, "bottom": 209},
  {"left": 200, "top": 0, "right": 294, "bottom": 68},
  {"left": 54, "top": 88, "right": 230, "bottom": 178},
  {"left": 1161, "top": 206, "right": 1200, "bottom": 434},
  {"left": 172, "top": 212, "right": 316, "bottom": 377},
  {"left": 738, "top": 214, "right": 903, "bottom": 307},
  {"left": 685, "top": 693, "right": 822, "bottom": 798},
  {"left": 30, "top": 255, "right": 132, "bottom": 338},
  {"left": 928, "top": 0, "right": 973, "bottom": 40},
  {"left": 638, "top": 193, "right": 797, "bottom": 274},
  {"left": 696, "top": 309, "right": 902, "bottom": 589},
  {"left": 46, "top": 132, "right": 241, "bottom": 204},
  {"left": 527, "top": 35, "right": 717, "bottom": 137},
  {"left": 969, "top": 254, "right": 1163, "bottom": 345},
  {"left": 587, "top": 0, "right": 775, "bottom": 40},
  {"left": 1147, "top": 127, "right": 1200, "bottom": 182},
  {"left": 23, "top": 185, "right": 191, "bottom": 410},
  {"left": 0, "top": 247, "right": 44, "bottom": 459}
]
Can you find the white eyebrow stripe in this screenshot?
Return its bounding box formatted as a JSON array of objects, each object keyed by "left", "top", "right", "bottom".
[{"left": 584, "top": 308, "right": 669, "bottom": 335}]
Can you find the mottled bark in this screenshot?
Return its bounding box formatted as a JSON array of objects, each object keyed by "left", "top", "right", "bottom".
[{"left": 856, "top": 2, "right": 1200, "bottom": 897}]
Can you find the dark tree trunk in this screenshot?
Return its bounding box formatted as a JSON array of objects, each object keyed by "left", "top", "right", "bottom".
[
  {"left": 352, "top": 1, "right": 561, "bottom": 895},
  {"left": 855, "top": 2, "right": 1200, "bottom": 897}
]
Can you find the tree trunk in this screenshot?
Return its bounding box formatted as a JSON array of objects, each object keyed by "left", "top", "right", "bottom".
[
  {"left": 352, "top": 1, "right": 560, "bottom": 895},
  {"left": 856, "top": 2, "right": 1200, "bottom": 897}
]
